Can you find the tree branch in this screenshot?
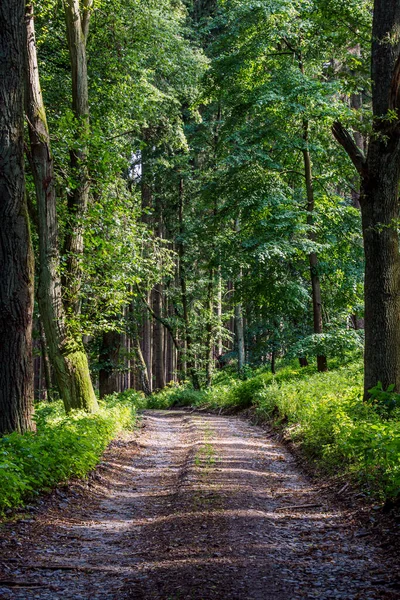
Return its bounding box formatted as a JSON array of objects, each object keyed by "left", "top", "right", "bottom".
[
  {"left": 282, "top": 37, "right": 299, "bottom": 58},
  {"left": 81, "top": 0, "right": 93, "bottom": 41},
  {"left": 390, "top": 52, "right": 400, "bottom": 113},
  {"left": 332, "top": 121, "right": 366, "bottom": 175}
]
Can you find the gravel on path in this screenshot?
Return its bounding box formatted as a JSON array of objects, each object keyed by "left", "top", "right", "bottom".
[{"left": 0, "top": 410, "right": 398, "bottom": 599}]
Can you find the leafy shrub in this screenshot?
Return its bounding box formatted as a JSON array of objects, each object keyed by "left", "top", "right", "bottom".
[
  {"left": 367, "top": 382, "right": 400, "bottom": 418},
  {"left": 289, "top": 330, "right": 364, "bottom": 360},
  {"left": 0, "top": 392, "right": 143, "bottom": 515},
  {"left": 145, "top": 383, "right": 206, "bottom": 408}
]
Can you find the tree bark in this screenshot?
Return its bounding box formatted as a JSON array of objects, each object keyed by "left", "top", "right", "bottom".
[
  {"left": 39, "top": 319, "right": 53, "bottom": 402},
  {"left": 142, "top": 297, "right": 153, "bottom": 392},
  {"left": 216, "top": 269, "right": 223, "bottom": 357},
  {"left": 235, "top": 301, "right": 245, "bottom": 372},
  {"left": 178, "top": 177, "right": 200, "bottom": 389},
  {"left": 0, "top": 0, "right": 35, "bottom": 434},
  {"left": 136, "top": 338, "right": 151, "bottom": 396},
  {"left": 271, "top": 349, "right": 276, "bottom": 375},
  {"left": 151, "top": 190, "right": 166, "bottom": 391},
  {"left": 62, "top": 0, "right": 91, "bottom": 315},
  {"left": 205, "top": 271, "right": 214, "bottom": 387},
  {"left": 141, "top": 154, "right": 153, "bottom": 390},
  {"left": 165, "top": 296, "right": 175, "bottom": 383},
  {"left": 234, "top": 222, "right": 245, "bottom": 373},
  {"left": 332, "top": 0, "right": 400, "bottom": 395},
  {"left": 25, "top": 2, "right": 98, "bottom": 413},
  {"left": 361, "top": 163, "right": 400, "bottom": 393},
  {"left": 152, "top": 285, "right": 166, "bottom": 390}
]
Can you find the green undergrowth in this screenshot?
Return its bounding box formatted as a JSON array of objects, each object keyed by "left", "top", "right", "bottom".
[
  {"left": 0, "top": 392, "right": 146, "bottom": 515},
  {"left": 154, "top": 361, "right": 400, "bottom": 502}
]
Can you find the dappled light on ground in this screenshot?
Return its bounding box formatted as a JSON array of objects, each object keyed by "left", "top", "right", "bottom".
[{"left": 0, "top": 411, "right": 397, "bottom": 599}]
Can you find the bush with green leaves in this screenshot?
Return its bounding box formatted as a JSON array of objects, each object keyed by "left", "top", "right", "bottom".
[
  {"left": 288, "top": 330, "right": 364, "bottom": 361},
  {"left": 0, "top": 392, "right": 144, "bottom": 515},
  {"left": 366, "top": 382, "right": 400, "bottom": 419}
]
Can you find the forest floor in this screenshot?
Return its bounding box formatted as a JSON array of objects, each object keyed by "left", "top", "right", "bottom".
[{"left": 0, "top": 410, "right": 399, "bottom": 600}]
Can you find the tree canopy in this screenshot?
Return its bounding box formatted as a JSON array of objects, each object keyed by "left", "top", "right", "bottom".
[{"left": 3, "top": 0, "right": 400, "bottom": 428}]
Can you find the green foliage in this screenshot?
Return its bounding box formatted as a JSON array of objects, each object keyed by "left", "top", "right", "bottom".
[
  {"left": 0, "top": 393, "right": 144, "bottom": 515},
  {"left": 147, "top": 383, "right": 208, "bottom": 408},
  {"left": 289, "top": 330, "right": 364, "bottom": 360},
  {"left": 30, "top": 0, "right": 369, "bottom": 388},
  {"left": 367, "top": 382, "right": 400, "bottom": 419}
]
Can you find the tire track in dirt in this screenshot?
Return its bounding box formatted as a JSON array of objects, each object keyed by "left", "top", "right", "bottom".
[{"left": 0, "top": 410, "right": 398, "bottom": 599}]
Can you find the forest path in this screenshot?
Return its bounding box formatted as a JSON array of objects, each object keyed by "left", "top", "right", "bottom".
[{"left": 0, "top": 410, "right": 398, "bottom": 600}]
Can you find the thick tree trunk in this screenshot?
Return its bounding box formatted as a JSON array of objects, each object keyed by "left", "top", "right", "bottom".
[
  {"left": 62, "top": 0, "right": 91, "bottom": 314},
  {"left": 302, "top": 120, "right": 327, "bottom": 372},
  {"left": 99, "top": 330, "right": 121, "bottom": 398},
  {"left": 361, "top": 164, "right": 400, "bottom": 393},
  {"left": 332, "top": 0, "right": 400, "bottom": 396},
  {"left": 25, "top": 3, "right": 98, "bottom": 413},
  {"left": 0, "top": 0, "right": 35, "bottom": 434}
]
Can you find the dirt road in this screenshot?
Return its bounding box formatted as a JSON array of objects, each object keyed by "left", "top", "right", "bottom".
[{"left": 0, "top": 411, "right": 398, "bottom": 599}]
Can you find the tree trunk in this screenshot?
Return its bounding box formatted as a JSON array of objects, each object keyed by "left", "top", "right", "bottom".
[
  {"left": 152, "top": 285, "right": 166, "bottom": 390},
  {"left": 25, "top": 2, "right": 98, "bottom": 413},
  {"left": 205, "top": 271, "right": 214, "bottom": 387},
  {"left": 39, "top": 319, "right": 53, "bottom": 401},
  {"left": 99, "top": 330, "right": 121, "bottom": 398},
  {"left": 166, "top": 297, "right": 175, "bottom": 383},
  {"left": 332, "top": 0, "right": 400, "bottom": 396},
  {"left": 178, "top": 177, "right": 200, "bottom": 389},
  {"left": 302, "top": 120, "right": 327, "bottom": 372},
  {"left": 62, "top": 0, "right": 91, "bottom": 314},
  {"left": 125, "top": 332, "right": 131, "bottom": 390},
  {"left": 235, "top": 301, "right": 245, "bottom": 372},
  {"left": 0, "top": 0, "right": 35, "bottom": 434},
  {"left": 142, "top": 295, "right": 153, "bottom": 391},
  {"left": 227, "top": 280, "right": 235, "bottom": 351},
  {"left": 271, "top": 349, "right": 276, "bottom": 375},
  {"left": 216, "top": 269, "right": 223, "bottom": 357},
  {"left": 361, "top": 166, "right": 400, "bottom": 393},
  {"left": 233, "top": 220, "right": 245, "bottom": 372},
  {"left": 141, "top": 154, "right": 153, "bottom": 390},
  {"left": 136, "top": 338, "right": 151, "bottom": 396}
]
